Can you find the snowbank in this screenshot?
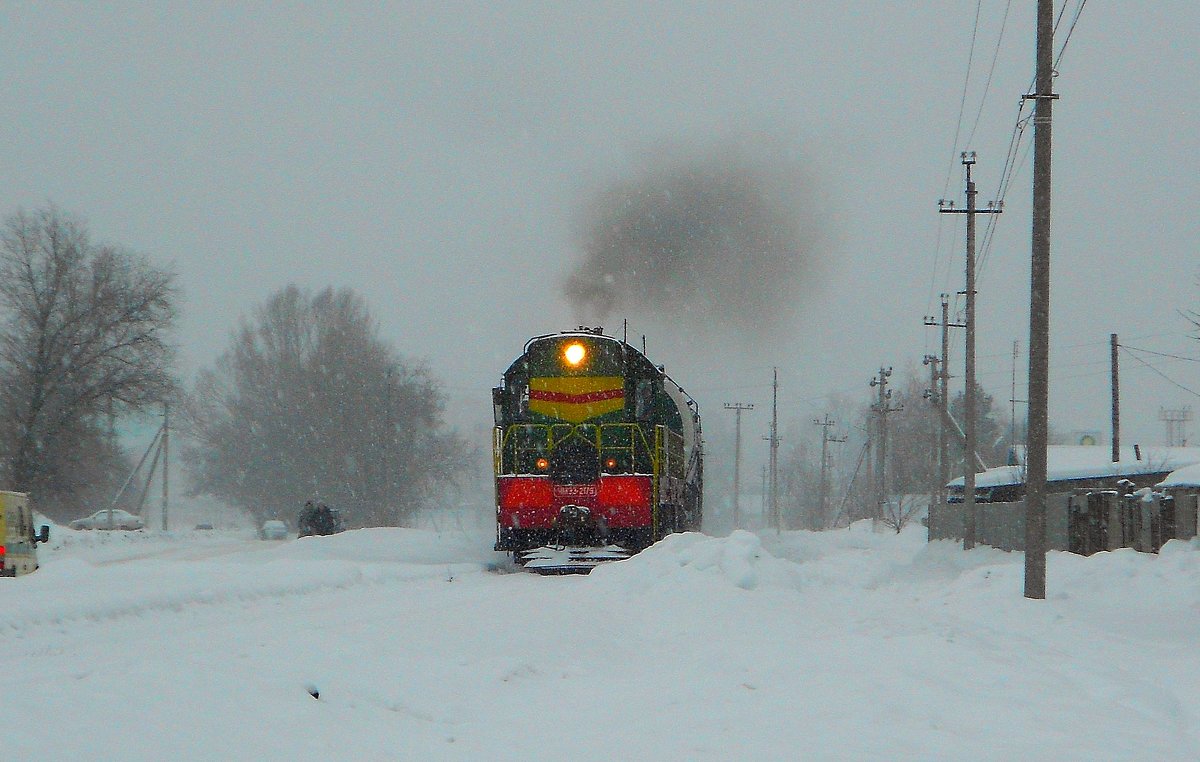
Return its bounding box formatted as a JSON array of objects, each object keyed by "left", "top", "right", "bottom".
[
  {"left": 1, "top": 525, "right": 1198, "bottom": 760},
  {"left": 588, "top": 530, "right": 804, "bottom": 593}
]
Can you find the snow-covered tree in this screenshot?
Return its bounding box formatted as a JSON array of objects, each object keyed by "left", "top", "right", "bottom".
[{"left": 184, "top": 285, "right": 465, "bottom": 526}]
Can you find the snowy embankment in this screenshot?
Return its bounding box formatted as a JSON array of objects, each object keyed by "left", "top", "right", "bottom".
[{"left": 1, "top": 523, "right": 1198, "bottom": 760}]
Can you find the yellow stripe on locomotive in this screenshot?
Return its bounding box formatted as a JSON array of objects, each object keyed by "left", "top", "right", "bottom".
[{"left": 528, "top": 376, "right": 625, "bottom": 422}]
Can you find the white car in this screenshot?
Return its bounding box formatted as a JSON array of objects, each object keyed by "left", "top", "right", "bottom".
[
  {"left": 69, "top": 509, "right": 145, "bottom": 531},
  {"left": 259, "top": 520, "right": 288, "bottom": 540}
]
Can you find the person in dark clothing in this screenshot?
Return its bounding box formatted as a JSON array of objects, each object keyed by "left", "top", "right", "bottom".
[{"left": 298, "top": 501, "right": 344, "bottom": 537}]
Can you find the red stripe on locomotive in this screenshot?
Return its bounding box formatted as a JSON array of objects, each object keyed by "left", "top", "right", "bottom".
[{"left": 527, "top": 388, "right": 625, "bottom": 404}]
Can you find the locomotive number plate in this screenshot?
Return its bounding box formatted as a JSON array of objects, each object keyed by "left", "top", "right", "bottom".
[{"left": 553, "top": 485, "right": 598, "bottom": 497}]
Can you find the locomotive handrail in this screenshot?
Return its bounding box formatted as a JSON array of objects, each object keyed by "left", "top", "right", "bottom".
[{"left": 496, "top": 422, "right": 672, "bottom": 476}]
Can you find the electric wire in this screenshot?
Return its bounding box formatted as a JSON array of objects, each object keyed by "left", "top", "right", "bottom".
[
  {"left": 975, "top": 0, "right": 1092, "bottom": 284},
  {"left": 1120, "top": 346, "right": 1200, "bottom": 399},
  {"left": 941, "top": 0, "right": 984, "bottom": 204},
  {"left": 1118, "top": 345, "right": 1200, "bottom": 363},
  {"left": 964, "top": 0, "right": 1014, "bottom": 150},
  {"left": 1054, "top": 0, "right": 1089, "bottom": 70},
  {"left": 931, "top": 0, "right": 1093, "bottom": 369},
  {"left": 927, "top": 1, "right": 984, "bottom": 340}
]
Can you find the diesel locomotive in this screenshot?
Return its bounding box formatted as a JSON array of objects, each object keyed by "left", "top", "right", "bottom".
[{"left": 492, "top": 328, "right": 702, "bottom": 571}]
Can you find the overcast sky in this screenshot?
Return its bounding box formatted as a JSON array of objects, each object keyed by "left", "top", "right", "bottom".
[{"left": 3, "top": 2, "right": 1198, "bottom": 482}]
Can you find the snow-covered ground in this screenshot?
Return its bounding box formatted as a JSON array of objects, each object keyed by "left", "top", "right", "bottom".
[{"left": 2, "top": 522, "right": 1198, "bottom": 760}]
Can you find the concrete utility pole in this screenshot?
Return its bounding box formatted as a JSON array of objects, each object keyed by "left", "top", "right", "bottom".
[
  {"left": 767, "top": 369, "right": 780, "bottom": 532},
  {"left": 161, "top": 401, "right": 169, "bottom": 531},
  {"left": 1025, "top": 0, "right": 1057, "bottom": 599},
  {"left": 922, "top": 354, "right": 943, "bottom": 507},
  {"left": 924, "top": 293, "right": 963, "bottom": 511},
  {"left": 1111, "top": 333, "right": 1120, "bottom": 462},
  {"left": 940, "top": 153, "right": 1001, "bottom": 550},
  {"left": 1010, "top": 340, "right": 1022, "bottom": 449},
  {"left": 724, "top": 402, "right": 754, "bottom": 530},
  {"left": 869, "top": 368, "right": 901, "bottom": 520},
  {"left": 760, "top": 464, "right": 768, "bottom": 520},
  {"left": 812, "top": 414, "right": 844, "bottom": 530}
]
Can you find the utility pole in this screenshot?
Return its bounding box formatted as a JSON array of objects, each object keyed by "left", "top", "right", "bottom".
[
  {"left": 724, "top": 402, "right": 754, "bottom": 530},
  {"left": 760, "top": 464, "right": 768, "bottom": 521},
  {"left": 940, "top": 153, "right": 1001, "bottom": 550},
  {"left": 1111, "top": 333, "right": 1120, "bottom": 462},
  {"left": 769, "top": 369, "right": 780, "bottom": 532},
  {"left": 869, "top": 368, "right": 901, "bottom": 521},
  {"left": 925, "top": 293, "right": 963, "bottom": 512},
  {"left": 758, "top": 367, "right": 777, "bottom": 532},
  {"left": 922, "top": 354, "right": 943, "bottom": 507},
  {"left": 385, "top": 367, "right": 393, "bottom": 522},
  {"left": 1025, "top": 0, "right": 1057, "bottom": 599},
  {"left": 161, "top": 401, "right": 169, "bottom": 531},
  {"left": 1010, "top": 340, "right": 1020, "bottom": 448},
  {"left": 812, "top": 414, "right": 844, "bottom": 530}
]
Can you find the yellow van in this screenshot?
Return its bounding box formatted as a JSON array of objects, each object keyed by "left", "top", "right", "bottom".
[{"left": 1, "top": 491, "right": 50, "bottom": 577}]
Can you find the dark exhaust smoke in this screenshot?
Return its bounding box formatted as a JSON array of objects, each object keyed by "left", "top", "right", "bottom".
[{"left": 563, "top": 140, "right": 822, "bottom": 338}]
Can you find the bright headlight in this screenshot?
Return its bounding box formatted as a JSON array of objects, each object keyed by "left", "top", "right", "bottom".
[{"left": 563, "top": 342, "right": 586, "bottom": 366}]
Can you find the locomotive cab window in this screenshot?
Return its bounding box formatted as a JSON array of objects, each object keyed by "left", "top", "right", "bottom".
[
  {"left": 514, "top": 383, "right": 529, "bottom": 417},
  {"left": 492, "top": 387, "right": 505, "bottom": 425},
  {"left": 634, "top": 379, "right": 655, "bottom": 420}
]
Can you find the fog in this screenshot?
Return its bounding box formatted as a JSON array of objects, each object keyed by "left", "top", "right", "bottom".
[{"left": 2, "top": 3, "right": 1198, "bottom": 504}]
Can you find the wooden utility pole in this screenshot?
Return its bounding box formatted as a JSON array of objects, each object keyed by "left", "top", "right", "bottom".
[
  {"left": 724, "top": 402, "right": 754, "bottom": 529},
  {"left": 1111, "top": 333, "right": 1120, "bottom": 462},
  {"left": 1025, "top": 0, "right": 1057, "bottom": 599},
  {"left": 869, "top": 368, "right": 900, "bottom": 521},
  {"left": 925, "top": 293, "right": 963, "bottom": 510},
  {"left": 940, "top": 153, "right": 1001, "bottom": 550}
]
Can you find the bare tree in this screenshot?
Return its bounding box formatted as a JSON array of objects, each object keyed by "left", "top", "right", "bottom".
[
  {"left": 879, "top": 495, "right": 925, "bottom": 534},
  {"left": 0, "top": 207, "right": 177, "bottom": 517},
  {"left": 184, "top": 285, "right": 465, "bottom": 527},
  {"left": 878, "top": 368, "right": 939, "bottom": 497}
]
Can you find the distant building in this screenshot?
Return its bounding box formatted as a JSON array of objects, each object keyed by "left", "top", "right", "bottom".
[
  {"left": 931, "top": 445, "right": 1200, "bottom": 551},
  {"left": 946, "top": 445, "right": 1200, "bottom": 503}
]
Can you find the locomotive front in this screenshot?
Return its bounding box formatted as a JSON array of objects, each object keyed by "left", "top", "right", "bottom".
[{"left": 492, "top": 329, "right": 702, "bottom": 571}]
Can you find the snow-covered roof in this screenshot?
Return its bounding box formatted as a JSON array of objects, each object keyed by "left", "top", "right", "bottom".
[
  {"left": 1157, "top": 461, "right": 1200, "bottom": 488},
  {"left": 948, "top": 446, "right": 1200, "bottom": 489}
]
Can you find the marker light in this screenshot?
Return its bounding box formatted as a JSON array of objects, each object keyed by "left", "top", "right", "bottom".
[
  {"left": 605, "top": 458, "right": 617, "bottom": 469},
  {"left": 563, "top": 342, "right": 586, "bottom": 367},
  {"left": 535, "top": 458, "right": 549, "bottom": 470}
]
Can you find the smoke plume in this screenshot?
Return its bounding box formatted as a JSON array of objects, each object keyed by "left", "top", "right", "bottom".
[{"left": 563, "top": 139, "right": 822, "bottom": 337}]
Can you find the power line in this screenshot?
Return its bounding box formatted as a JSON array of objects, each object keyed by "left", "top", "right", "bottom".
[
  {"left": 975, "top": 0, "right": 1092, "bottom": 286},
  {"left": 1117, "top": 344, "right": 1200, "bottom": 363},
  {"left": 1120, "top": 347, "right": 1200, "bottom": 399},
  {"left": 964, "top": 0, "right": 1014, "bottom": 149},
  {"left": 928, "top": 1, "right": 987, "bottom": 329},
  {"left": 941, "top": 0, "right": 984, "bottom": 203},
  {"left": 1054, "top": 0, "right": 1089, "bottom": 70}
]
